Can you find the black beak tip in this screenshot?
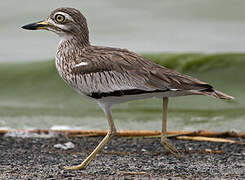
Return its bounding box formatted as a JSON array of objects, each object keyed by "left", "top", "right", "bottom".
[
  {"left": 21, "top": 25, "right": 28, "bottom": 29},
  {"left": 21, "top": 23, "right": 37, "bottom": 30}
]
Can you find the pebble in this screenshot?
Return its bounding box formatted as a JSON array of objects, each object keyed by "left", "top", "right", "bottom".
[{"left": 54, "top": 142, "right": 75, "bottom": 150}]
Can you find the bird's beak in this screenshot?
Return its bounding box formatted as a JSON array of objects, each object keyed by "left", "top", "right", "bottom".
[{"left": 22, "top": 20, "right": 49, "bottom": 30}]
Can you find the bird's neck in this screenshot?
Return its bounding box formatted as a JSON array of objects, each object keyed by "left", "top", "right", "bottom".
[
  {"left": 58, "top": 35, "right": 90, "bottom": 50},
  {"left": 56, "top": 36, "right": 90, "bottom": 69}
]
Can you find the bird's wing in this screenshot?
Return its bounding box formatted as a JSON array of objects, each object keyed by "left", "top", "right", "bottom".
[{"left": 71, "top": 46, "right": 212, "bottom": 96}]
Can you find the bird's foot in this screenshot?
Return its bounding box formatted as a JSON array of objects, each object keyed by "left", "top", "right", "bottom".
[
  {"left": 161, "top": 138, "right": 181, "bottom": 158},
  {"left": 63, "top": 161, "right": 88, "bottom": 171}
]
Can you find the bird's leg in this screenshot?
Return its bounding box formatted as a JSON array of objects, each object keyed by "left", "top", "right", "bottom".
[
  {"left": 161, "top": 97, "right": 180, "bottom": 158},
  {"left": 64, "top": 110, "right": 116, "bottom": 170}
]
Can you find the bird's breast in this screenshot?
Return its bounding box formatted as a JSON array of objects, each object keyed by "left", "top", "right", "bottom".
[
  {"left": 55, "top": 53, "right": 98, "bottom": 97},
  {"left": 55, "top": 54, "right": 82, "bottom": 91}
]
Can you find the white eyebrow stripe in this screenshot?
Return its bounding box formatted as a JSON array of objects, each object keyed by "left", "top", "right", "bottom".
[
  {"left": 54, "top": 12, "right": 74, "bottom": 22},
  {"left": 75, "top": 62, "right": 89, "bottom": 67}
]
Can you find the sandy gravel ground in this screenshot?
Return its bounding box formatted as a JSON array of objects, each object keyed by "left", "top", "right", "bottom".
[{"left": 0, "top": 135, "right": 244, "bottom": 179}]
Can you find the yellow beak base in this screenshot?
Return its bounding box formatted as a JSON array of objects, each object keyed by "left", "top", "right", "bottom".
[{"left": 22, "top": 20, "right": 49, "bottom": 30}]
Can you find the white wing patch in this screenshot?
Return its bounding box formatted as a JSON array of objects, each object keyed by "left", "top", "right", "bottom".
[
  {"left": 75, "top": 62, "right": 88, "bottom": 67},
  {"left": 170, "top": 88, "right": 179, "bottom": 91}
]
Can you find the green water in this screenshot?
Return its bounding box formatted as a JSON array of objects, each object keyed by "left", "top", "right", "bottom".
[{"left": 0, "top": 53, "right": 244, "bottom": 131}]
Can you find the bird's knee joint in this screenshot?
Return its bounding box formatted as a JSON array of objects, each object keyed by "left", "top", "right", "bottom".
[{"left": 108, "top": 129, "right": 116, "bottom": 136}]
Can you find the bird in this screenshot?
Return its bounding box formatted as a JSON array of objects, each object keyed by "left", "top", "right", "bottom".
[{"left": 22, "top": 7, "right": 233, "bottom": 170}]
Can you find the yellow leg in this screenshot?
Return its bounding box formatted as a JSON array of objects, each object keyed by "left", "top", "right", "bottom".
[
  {"left": 161, "top": 97, "right": 180, "bottom": 158},
  {"left": 64, "top": 111, "right": 116, "bottom": 170}
]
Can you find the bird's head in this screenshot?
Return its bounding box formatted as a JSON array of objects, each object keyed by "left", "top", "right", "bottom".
[{"left": 22, "top": 7, "right": 89, "bottom": 44}]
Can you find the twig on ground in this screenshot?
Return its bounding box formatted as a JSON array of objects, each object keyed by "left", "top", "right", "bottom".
[{"left": 1, "top": 129, "right": 244, "bottom": 139}]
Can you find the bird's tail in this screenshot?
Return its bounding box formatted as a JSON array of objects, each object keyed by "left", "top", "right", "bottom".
[{"left": 200, "top": 90, "right": 234, "bottom": 100}]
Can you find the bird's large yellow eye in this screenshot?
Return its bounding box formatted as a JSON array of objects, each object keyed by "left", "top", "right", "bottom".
[{"left": 55, "top": 14, "right": 66, "bottom": 23}]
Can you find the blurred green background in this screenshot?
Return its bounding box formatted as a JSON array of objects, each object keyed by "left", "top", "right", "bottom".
[{"left": 0, "top": 54, "right": 244, "bottom": 131}]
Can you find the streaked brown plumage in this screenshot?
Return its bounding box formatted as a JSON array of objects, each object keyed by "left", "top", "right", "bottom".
[{"left": 22, "top": 7, "right": 233, "bottom": 170}]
